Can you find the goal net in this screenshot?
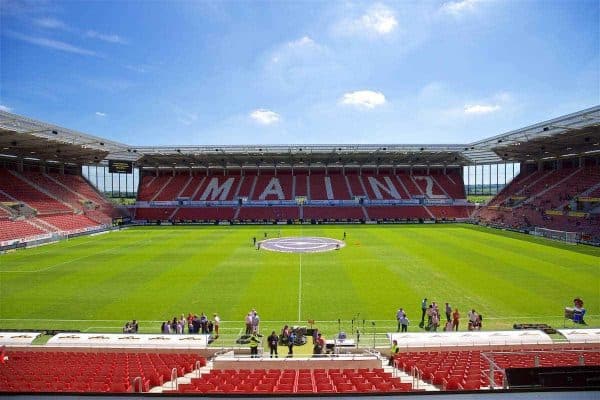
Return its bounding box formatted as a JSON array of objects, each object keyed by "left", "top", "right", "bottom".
[{"left": 533, "top": 227, "right": 579, "bottom": 244}]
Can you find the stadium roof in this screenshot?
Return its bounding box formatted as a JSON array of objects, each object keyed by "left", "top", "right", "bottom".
[{"left": 1, "top": 106, "right": 599, "bottom": 168}]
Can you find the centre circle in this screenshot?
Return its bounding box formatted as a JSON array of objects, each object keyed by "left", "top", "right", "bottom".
[{"left": 260, "top": 237, "right": 346, "bottom": 253}]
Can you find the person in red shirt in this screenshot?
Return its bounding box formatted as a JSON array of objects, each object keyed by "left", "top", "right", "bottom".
[{"left": 452, "top": 308, "right": 460, "bottom": 331}]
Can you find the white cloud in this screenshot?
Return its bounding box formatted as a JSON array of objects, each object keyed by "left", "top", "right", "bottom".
[
  {"left": 441, "top": 0, "right": 481, "bottom": 16},
  {"left": 250, "top": 109, "right": 281, "bottom": 125},
  {"left": 0, "top": 104, "right": 13, "bottom": 112},
  {"left": 340, "top": 90, "right": 386, "bottom": 109},
  {"left": 95, "top": 111, "right": 106, "bottom": 117},
  {"left": 6, "top": 31, "right": 98, "bottom": 56},
  {"left": 34, "top": 17, "right": 68, "bottom": 30},
  {"left": 288, "top": 36, "right": 315, "bottom": 48},
  {"left": 85, "top": 30, "right": 127, "bottom": 45},
  {"left": 463, "top": 104, "right": 500, "bottom": 114},
  {"left": 335, "top": 4, "right": 398, "bottom": 37}
]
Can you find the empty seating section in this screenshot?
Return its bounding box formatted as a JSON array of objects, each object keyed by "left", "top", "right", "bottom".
[
  {"left": 277, "top": 174, "right": 293, "bottom": 200},
  {"left": 178, "top": 176, "right": 204, "bottom": 198},
  {"left": 426, "top": 206, "right": 472, "bottom": 220},
  {"left": 174, "top": 368, "right": 413, "bottom": 394},
  {"left": 397, "top": 174, "right": 423, "bottom": 197},
  {"left": 238, "top": 206, "right": 298, "bottom": 221},
  {"left": 37, "top": 214, "right": 100, "bottom": 231},
  {"left": 236, "top": 174, "right": 257, "bottom": 198},
  {"left": 366, "top": 206, "right": 431, "bottom": 220},
  {"left": 329, "top": 174, "right": 352, "bottom": 199},
  {"left": 21, "top": 172, "right": 83, "bottom": 209},
  {"left": 0, "top": 207, "right": 12, "bottom": 220},
  {"left": 362, "top": 173, "right": 405, "bottom": 200},
  {"left": 309, "top": 174, "right": 328, "bottom": 199},
  {"left": 435, "top": 173, "right": 465, "bottom": 199},
  {"left": 134, "top": 169, "right": 470, "bottom": 222},
  {"left": 479, "top": 165, "right": 600, "bottom": 240},
  {"left": 174, "top": 207, "right": 235, "bottom": 221},
  {"left": 294, "top": 174, "right": 308, "bottom": 197},
  {"left": 154, "top": 175, "right": 190, "bottom": 201},
  {"left": 138, "top": 175, "right": 171, "bottom": 201},
  {"left": 0, "top": 351, "right": 206, "bottom": 393},
  {"left": 135, "top": 208, "right": 174, "bottom": 220},
  {"left": 0, "top": 170, "right": 71, "bottom": 215},
  {"left": 303, "top": 206, "right": 364, "bottom": 221},
  {"left": 0, "top": 220, "right": 46, "bottom": 241},
  {"left": 394, "top": 349, "right": 600, "bottom": 391},
  {"left": 345, "top": 174, "right": 366, "bottom": 197}
]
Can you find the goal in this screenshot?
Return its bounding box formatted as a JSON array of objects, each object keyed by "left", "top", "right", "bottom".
[{"left": 533, "top": 227, "right": 579, "bottom": 244}]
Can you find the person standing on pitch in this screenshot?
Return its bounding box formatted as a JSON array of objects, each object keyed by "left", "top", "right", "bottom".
[
  {"left": 420, "top": 298, "right": 428, "bottom": 328},
  {"left": 267, "top": 331, "right": 279, "bottom": 358},
  {"left": 287, "top": 329, "right": 296, "bottom": 357},
  {"left": 445, "top": 303, "right": 452, "bottom": 323},
  {"left": 213, "top": 313, "right": 220, "bottom": 338},
  {"left": 396, "top": 308, "right": 404, "bottom": 332}
]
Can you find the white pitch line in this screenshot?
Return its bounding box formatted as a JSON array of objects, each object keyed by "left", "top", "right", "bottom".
[{"left": 298, "top": 253, "right": 302, "bottom": 322}]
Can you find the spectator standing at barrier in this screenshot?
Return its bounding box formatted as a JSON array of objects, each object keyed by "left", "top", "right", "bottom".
[
  {"left": 287, "top": 329, "right": 296, "bottom": 357},
  {"left": 468, "top": 309, "right": 478, "bottom": 331},
  {"left": 420, "top": 298, "right": 427, "bottom": 328},
  {"left": 396, "top": 308, "right": 404, "bottom": 332},
  {"left": 249, "top": 331, "right": 260, "bottom": 358},
  {"left": 252, "top": 311, "right": 260, "bottom": 334},
  {"left": 431, "top": 312, "right": 440, "bottom": 332},
  {"left": 200, "top": 313, "right": 208, "bottom": 334},
  {"left": 213, "top": 313, "right": 220, "bottom": 337},
  {"left": 452, "top": 308, "right": 460, "bottom": 331},
  {"left": 313, "top": 333, "right": 325, "bottom": 356},
  {"left": 445, "top": 303, "right": 452, "bottom": 323},
  {"left": 399, "top": 313, "right": 409, "bottom": 333},
  {"left": 389, "top": 340, "right": 399, "bottom": 366},
  {"left": 245, "top": 312, "right": 253, "bottom": 334},
  {"left": 268, "top": 331, "right": 279, "bottom": 358}
]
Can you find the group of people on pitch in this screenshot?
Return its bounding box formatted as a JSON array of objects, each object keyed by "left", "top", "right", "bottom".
[
  {"left": 159, "top": 313, "right": 221, "bottom": 336},
  {"left": 412, "top": 298, "right": 481, "bottom": 332}
]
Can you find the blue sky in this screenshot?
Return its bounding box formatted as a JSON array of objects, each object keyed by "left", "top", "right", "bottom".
[{"left": 1, "top": 0, "right": 598, "bottom": 146}]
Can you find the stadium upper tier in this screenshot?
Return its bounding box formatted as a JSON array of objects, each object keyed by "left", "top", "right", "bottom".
[{"left": 137, "top": 168, "right": 465, "bottom": 202}]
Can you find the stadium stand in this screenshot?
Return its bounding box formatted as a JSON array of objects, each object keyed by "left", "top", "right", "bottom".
[
  {"left": 476, "top": 164, "right": 600, "bottom": 241},
  {"left": 0, "top": 167, "right": 117, "bottom": 244},
  {"left": 133, "top": 168, "right": 471, "bottom": 223}
]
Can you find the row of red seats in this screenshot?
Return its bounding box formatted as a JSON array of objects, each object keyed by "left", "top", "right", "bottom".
[
  {"left": 394, "top": 348, "right": 600, "bottom": 391},
  {"left": 170, "top": 368, "right": 414, "bottom": 394},
  {"left": 0, "top": 351, "right": 206, "bottom": 393},
  {"left": 134, "top": 205, "right": 471, "bottom": 222}
]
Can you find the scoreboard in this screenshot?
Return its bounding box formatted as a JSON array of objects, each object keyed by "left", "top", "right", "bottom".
[{"left": 108, "top": 160, "right": 133, "bottom": 174}]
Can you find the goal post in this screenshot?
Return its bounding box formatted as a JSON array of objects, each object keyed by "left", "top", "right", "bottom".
[{"left": 533, "top": 227, "right": 579, "bottom": 244}]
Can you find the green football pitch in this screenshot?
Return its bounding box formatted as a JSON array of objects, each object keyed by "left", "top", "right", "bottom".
[{"left": 0, "top": 224, "right": 598, "bottom": 345}]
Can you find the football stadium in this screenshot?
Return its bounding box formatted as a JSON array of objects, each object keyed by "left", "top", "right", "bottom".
[{"left": 1, "top": 1, "right": 599, "bottom": 398}]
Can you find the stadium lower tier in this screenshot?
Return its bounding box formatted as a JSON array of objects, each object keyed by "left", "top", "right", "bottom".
[
  {"left": 0, "top": 168, "right": 124, "bottom": 244},
  {"left": 132, "top": 205, "right": 473, "bottom": 223},
  {"left": 1, "top": 347, "right": 597, "bottom": 393}
]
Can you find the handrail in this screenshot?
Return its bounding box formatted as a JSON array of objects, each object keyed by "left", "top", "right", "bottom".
[
  {"left": 170, "top": 367, "right": 178, "bottom": 390},
  {"left": 131, "top": 376, "right": 143, "bottom": 393}
]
